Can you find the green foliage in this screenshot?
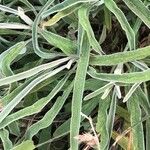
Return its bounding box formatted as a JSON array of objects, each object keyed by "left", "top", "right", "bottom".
[{"left": 0, "top": 0, "right": 150, "bottom": 150}]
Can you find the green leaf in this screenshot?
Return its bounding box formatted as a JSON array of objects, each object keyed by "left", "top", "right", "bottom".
[
  {"left": 11, "top": 140, "right": 35, "bottom": 150},
  {"left": 0, "top": 29, "right": 31, "bottom": 36},
  {"left": 0, "top": 42, "right": 26, "bottom": 76},
  {"left": 1, "top": 79, "right": 32, "bottom": 106},
  {"left": 41, "top": 0, "right": 97, "bottom": 19},
  {"left": 31, "top": 0, "right": 55, "bottom": 59},
  {"left": 88, "top": 67, "right": 150, "bottom": 84},
  {"left": 0, "top": 128, "right": 13, "bottom": 150},
  {"left": 84, "top": 82, "right": 113, "bottom": 101},
  {"left": 0, "top": 4, "right": 18, "bottom": 15},
  {"left": 146, "top": 119, "right": 150, "bottom": 150},
  {"left": 25, "top": 81, "right": 73, "bottom": 139},
  {"left": 104, "top": 7, "right": 112, "bottom": 31},
  {"left": 0, "top": 41, "right": 26, "bottom": 89},
  {"left": 42, "top": 4, "right": 81, "bottom": 27},
  {"left": 0, "top": 75, "right": 69, "bottom": 129},
  {"left": 96, "top": 92, "right": 117, "bottom": 150},
  {"left": 0, "top": 23, "right": 30, "bottom": 29},
  {"left": 0, "top": 57, "right": 69, "bottom": 86},
  {"left": 135, "top": 88, "right": 150, "bottom": 115},
  {"left": 127, "top": 94, "right": 145, "bottom": 150},
  {"left": 8, "top": 122, "right": 20, "bottom": 136},
  {"left": 107, "top": 92, "right": 117, "bottom": 142},
  {"left": 70, "top": 30, "right": 90, "bottom": 149},
  {"left": 122, "top": 0, "right": 150, "bottom": 29},
  {"left": 90, "top": 45, "right": 150, "bottom": 66},
  {"left": 0, "top": 65, "right": 69, "bottom": 123},
  {"left": 104, "top": 0, "right": 135, "bottom": 50},
  {"left": 38, "top": 127, "right": 52, "bottom": 150},
  {"left": 78, "top": 5, "right": 102, "bottom": 54},
  {"left": 123, "top": 83, "right": 141, "bottom": 102},
  {"left": 41, "top": 29, "right": 77, "bottom": 55},
  {"left": 96, "top": 97, "right": 111, "bottom": 150}
]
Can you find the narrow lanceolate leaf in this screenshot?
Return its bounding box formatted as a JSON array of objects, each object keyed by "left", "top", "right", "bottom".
[
  {"left": 104, "top": 0, "right": 135, "bottom": 50},
  {"left": 8, "top": 122, "right": 20, "bottom": 136},
  {"left": 146, "top": 119, "right": 150, "bottom": 150},
  {"left": 1, "top": 79, "right": 32, "bottom": 106},
  {"left": 0, "top": 29, "right": 31, "bottom": 35},
  {"left": 104, "top": 7, "right": 112, "bottom": 31},
  {"left": 84, "top": 83, "right": 113, "bottom": 101},
  {"left": 0, "top": 4, "right": 18, "bottom": 15},
  {"left": 88, "top": 67, "right": 150, "bottom": 84},
  {"left": 96, "top": 97, "right": 111, "bottom": 150},
  {"left": 0, "top": 42, "right": 26, "bottom": 72},
  {"left": 17, "top": 7, "right": 33, "bottom": 26},
  {"left": 0, "top": 75, "right": 69, "bottom": 129},
  {"left": 41, "top": 30, "right": 77, "bottom": 55},
  {"left": 0, "top": 41, "right": 26, "bottom": 89},
  {"left": 41, "top": 0, "right": 98, "bottom": 19},
  {"left": 11, "top": 140, "right": 35, "bottom": 150},
  {"left": 0, "top": 128, "right": 13, "bottom": 150},
  {"left": 31, "top": 0, "right": 56, "bottom": 59},
  {"left": 136, "top": 75, "right": 150, "bottom": 149},
  {"left": 122, "top": 0, "right": 150, "bottom": 29},
  {"left": 123, "top": 83, "right": 141, "bottom": 102},
  {"left": 1, "top": 72, "right": 65, "bottom": 106},
  {"left": 42, "top": 4, "right": 81, "bottom": 27},
  {"left": 70, "top": 32, "right": 90, "bottom": 150},
  {"left": 135, "top": 88, "right": 150, "bottom": 116},
  {"left": 128, "top": 83, "right": 149, "bottom": 148},
  {"left": 90, "top": 45, "right": 150, "bottom": 66},
  {"left": 1, "top": 42, "right": 25, "bottom": 78},
  {"left": 0, "top": 64, "right": 69, "bottom": 123},
  {"left": 78, "top": 5, "right": 102, "bottom": 54},
  {"left": 0, "top": 23, "right": 31, "bottom": 29},
  {"left": 96, "top": 92, "right": 117, "bottom": 150},
  {"left": 25, "top": 82, "right": 73, "bottom": 139},
  {"left": 0, "top": 57, "right": 70, "bottom": 86},
  {"left": 106, "top": 92, "right": 117, "bottom": 149},
  {"left": 127, "top": 94, "right": 145, "bottom": 150}
]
